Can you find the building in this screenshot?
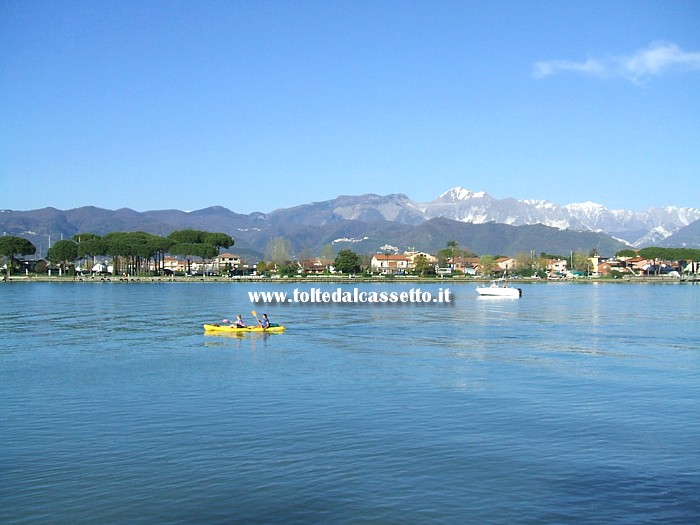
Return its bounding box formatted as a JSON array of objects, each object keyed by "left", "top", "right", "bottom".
[
  {"left": 370, "top": 254, "right": 410, "bottom": 274},
  {"left": 215, "top": 253, "right": 242, "bottom": 273},
  {"left": 447, "top": 256, "right": 479, "bottom": 275},
  {"left": 496, "top": 257, "right": 517, "bottom": 272},
  {"left": 405, "top": 251, "right": 437, "bottom": 266},
  {"left": 162, "top": 256, "right": 184, "bottom": 274},
  {"left": 547, "top": 258, "right": 568, "bottom": 275},
  {"left": 299, "top": 258, "right": 329, "bottom": 275}
]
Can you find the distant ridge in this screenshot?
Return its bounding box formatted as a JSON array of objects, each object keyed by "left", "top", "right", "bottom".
[{"left": 2, "top": 187, "right": 699, "bottom": 257}]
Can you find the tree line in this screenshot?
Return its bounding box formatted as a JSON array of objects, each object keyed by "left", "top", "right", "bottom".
[
  {"left": 2, "top": 231, "right": 699, "bottom": 278},
  {"left": 616, "top": 247, "right": 700, "bottom": 262},
  {"left": 0, "top": 230, "right": 233, "bottom": 277}
]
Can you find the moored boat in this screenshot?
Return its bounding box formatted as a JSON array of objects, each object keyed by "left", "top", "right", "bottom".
[{"left": 475, "top": 280, "right": 522, "bottom": 298}]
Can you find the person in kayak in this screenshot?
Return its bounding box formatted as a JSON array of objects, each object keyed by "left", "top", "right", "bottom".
[
  {"left": 235, "top": 314, "right": 246, "bottom": 328},
  {"left": 258, "top": 313, "right": 271, "bottom": 329}
]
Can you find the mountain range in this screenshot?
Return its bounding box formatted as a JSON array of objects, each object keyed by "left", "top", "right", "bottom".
[{"left": 2, "top": 187, "right": 699, "bottom": 259}]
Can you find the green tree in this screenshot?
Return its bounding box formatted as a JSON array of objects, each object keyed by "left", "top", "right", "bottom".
[
  {"left": 47, "top": 239, "right": 78, "bottom": 274},
  {"left": 101, "top": 231, "right": 164, "bottom": 275},
  {"left": 169, "top": 242, "right": 199, "bottom": 275},
  {"left": 540, "top": 252, "right": 565, "bottom": 260},
  {"left": 144, "top": 235, "right": 173, "bottom": 275},
  {"left": 358, "top": 254, "right": 372, "bottom": 274},
  {"left": 412, "top": 254, "right": 433, "bottom": 276},
  {"left": 73, "top": 233, "right": 105, "bottom": 272},
  {"left": 571, "top": 251, "right": 592, "bottom": 274},
  {"left": 203, "top": 232, "right": 234, "bottom": 250},
  {"left": 437, "top": 241, "right": 476, "bottom": 268},
  {"left": 436, "top": 249, "right": 450, "bottom": 268},
  {"left": 513, "top": 251, "right": 535, "bottom": 276},
  {"left": 334, "top": 249, "right": 361, "bottom": 274},
  {"left": 166, "top": 230, "right": 231, "bottom": 275},
  {"left": 168, "top": 229, "right": 208, "bottom": 244},
  {"left": 638, "top": 247, "right": 666, "bottom": 261},
  {"left": 635, "top": 247, "right": 700, "bottom": 275},
  {"left": 72, "top": 233, "right": 101, "bottom": 243},
  {"left": 101, "top": 232, "right": 131, "bottom": 274},
  {"left": 277, "top": 261, "right": 299, "bottom": 277},
  {"left": 169, "top": 242, "right": 218, "bottom": 274},
  {"left": 479, "top": 255, "right": 497, "bottom": 276},
  {"left": 0, "top": 236, "right": 36, "bottom": 276},
  {"left": 34, "top": 260, "right": 48, "bottom": 274},
  {"left": 437, "top": 240, "right": 458, "bottom": 268}
]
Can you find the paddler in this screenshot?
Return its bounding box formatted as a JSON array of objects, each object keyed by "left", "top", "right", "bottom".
[{"left": 258, "top": 313, "right": 271, "bottom": 329}]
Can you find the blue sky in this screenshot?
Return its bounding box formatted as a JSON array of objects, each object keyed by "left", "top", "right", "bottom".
[{"left": 2, "top": 0, "right": 699, "bottom": 214}]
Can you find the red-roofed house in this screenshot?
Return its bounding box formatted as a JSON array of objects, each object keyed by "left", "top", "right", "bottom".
[{"left": 370, "top": 254, "right": 410, "bottom": 274}]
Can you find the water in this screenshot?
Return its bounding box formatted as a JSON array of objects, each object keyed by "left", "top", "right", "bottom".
[{"left": 1, "top": 281, "right": 699, "bottom": 524}]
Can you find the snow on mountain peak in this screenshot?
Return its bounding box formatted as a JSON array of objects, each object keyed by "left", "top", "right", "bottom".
[
  {"left": 564, "top": 201, "right": 608, "bottom": 213},
  {"left": 521, "top": 199, "right": 558, "bottom": 210},
  {"left": 562, "top": 201, "right": 621, "bottom": 224},
  {"left": 437, "top": 187, "right": 486, "bottom": 202}
]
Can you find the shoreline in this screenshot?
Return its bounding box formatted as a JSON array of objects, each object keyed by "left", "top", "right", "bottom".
[{"left": 2, "top": 275, "right": 695, "bottom": 284}]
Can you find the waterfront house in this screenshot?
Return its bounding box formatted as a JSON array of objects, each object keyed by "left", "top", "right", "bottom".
[
  {"left": 405, "top": 251, "right": 438, "bottom": 266},
  {"left": 497, "top": 257, "right": 517, "bottom": 272},
  {"left": 161, "top": 256, "right": 184, "bottom": 274},
  {"left": 448, "top": 256, "right": 479, "bottom": 274},
  {"left": 370, "top": 254, "right": 410, "bottom": 275},
  {"left": 596, "top": 259, "right": 626, "bottom": 276},
  {"left": 299, "top": 258, "right": 329, "bottom": 275},
  {"left": 215, "top": 253, "right": 242, "bottom": 273},
  {"left": 547, "top": 258, "right": 568, "bottom": 276}
]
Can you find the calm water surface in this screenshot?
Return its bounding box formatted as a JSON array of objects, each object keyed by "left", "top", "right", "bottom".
[{"left": 1, "top": 281, "right": 699, "bottom": 524}]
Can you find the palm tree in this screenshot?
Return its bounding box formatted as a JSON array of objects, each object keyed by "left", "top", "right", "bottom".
[{"left": 447, "top": 240, "right": 458, "bottom": 269}]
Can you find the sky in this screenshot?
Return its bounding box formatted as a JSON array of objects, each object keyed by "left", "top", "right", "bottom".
[{"left": 1, "top": 0, "right": 699, "bottom": 214}]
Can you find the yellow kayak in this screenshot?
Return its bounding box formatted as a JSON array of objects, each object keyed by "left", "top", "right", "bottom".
[{"left": 203, "top": 324, "right": 286, "bottom": 334}]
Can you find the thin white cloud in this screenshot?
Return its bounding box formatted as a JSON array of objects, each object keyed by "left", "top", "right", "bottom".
[
  {"left": 534, "top": 41, "right": 700, "bottom": 84},
  {"left": 533, "top": 58, "right": 606, "bottom": 79}
]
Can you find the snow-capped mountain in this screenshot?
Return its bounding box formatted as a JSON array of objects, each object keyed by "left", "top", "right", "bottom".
[
  {"left": 3, "top": 186, "right": 698, "bottom": 251},
  {"left": 562, "top": 201, "right": 700, "bottom": 246},
  {"left": 319, "top": 186, "right": 699, "bottom": 247},
  {"left": 422, "top": 188, "right": 586, "bottom": 231}
]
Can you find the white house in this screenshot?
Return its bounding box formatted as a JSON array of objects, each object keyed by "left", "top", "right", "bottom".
[
  {"left": 370, "top": 254, "right": 410, "bottom": 274},
  {"left": 215, "top": 253, "right": 242, "bottom": 272}
]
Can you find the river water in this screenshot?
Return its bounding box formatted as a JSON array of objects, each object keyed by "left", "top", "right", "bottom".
[{"left": 1, "top": 281, "right": 699, "bottom": 524}]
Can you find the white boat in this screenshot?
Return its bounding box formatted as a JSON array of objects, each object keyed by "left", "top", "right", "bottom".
[{"left": 475, "top": 279, "right": 522, "bottom": 298}]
